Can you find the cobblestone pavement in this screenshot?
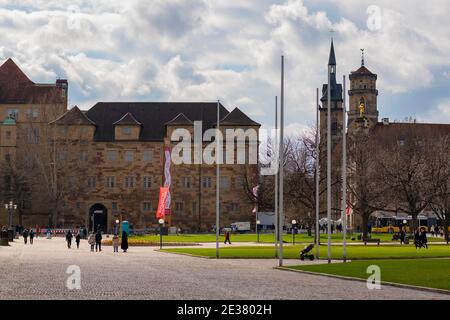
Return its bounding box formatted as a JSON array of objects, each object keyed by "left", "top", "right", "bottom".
[{"left": 0, "top": 237, "right": 448, "bottom": 300}]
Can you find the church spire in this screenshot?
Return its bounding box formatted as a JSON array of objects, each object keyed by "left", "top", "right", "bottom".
[{"left": 328, "top": 39, "right": 336, "bottom": 66}]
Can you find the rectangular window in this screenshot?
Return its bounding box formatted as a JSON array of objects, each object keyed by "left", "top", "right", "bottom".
[
  {"left": 26, "top": 128, "right": 40, "bottom": 144},
  {"left": 107, "top": 150, "right": 118, "bottom": 162},
  {"left": 175, "top": 202, "right": 184, "bottom": 213},
  {"left": 235, "top": 176, "right": 246, "bottom": 189},
  {"left": 182, "top": 177, "right": 191, "bottom": 188},
  {"left": 87, "top": 176, "right": 96, "bottom": 188},
  {"left": 76, "top": 202, "right": 81, "bottom": 209},
  {"left": 79, "top": 150, "right": 88, "bottom": 162},
  {"left": 143, "top": 150, "right": 153, "bottom": 162},
  {"left": 124, "top": 150, "right": 134, "bottom": 162},
  {"left": 67, "top": 176, "right": 76, "bottom": 190},
  {"left": 6, "top": 131, "right": 11, "bottom": 139},
  {"left": 58, "top": 151, "right": 68, "bottom": 161},
  {"left": 112, "top": 202, "right": 118, "bottom": 212},
  {"left": 27, "top": 108, "right": 39, "bottom": 119},
  {"left": 5, "top": 154, "right": 11, "bottom": 161},
  {"left": 124, "top": 176, "right": 135, "bottom": 188},
  {"left": 59, "top": 126, "right": 68, "bottom": 136},
  {"left": 143, "top": 176, "right": 152, "bottom": 189},
  {"left": 192, "top": 202, "right": 197, "bottom": 214},
  {"left": 122, "top": 127, "right": 132, "bottom": 135},
  {"left": 230, "top": 203, "right": 240, "bottom": 212},
  {"left": 202, "top": 176, "right": 212, "bottom": 188},
  {"left": 106, "top": 176, "right": 115, "bottom": 188},
  {"left": 142, "top": 202, "right": 152, "bottom": 212},
  {"left": 7, "top": 109, "right": 19, "bottom": 119},
  {"left": 219, "top": 176, "right": 230, "bottom": 189}
]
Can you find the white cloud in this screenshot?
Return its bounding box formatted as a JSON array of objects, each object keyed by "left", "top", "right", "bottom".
[{"left": 0, "top": 0, "right": 448, "bottom": 128}]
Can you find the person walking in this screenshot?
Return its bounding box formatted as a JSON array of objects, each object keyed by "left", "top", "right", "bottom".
[
  {"left": 224, "top": 231, "right": 231, "bottom": 244},
  {"left": 75, "top": 232, "right": 81, "bottom": 249},
  {"left": 95, "top": 230, "right": 102, "bottom": 252},
  {"left": 121, "top": 231, "right": 128, "bottom": 253},
  {"left": 66, "top": 230, "right": 73, "bottom": 249},
  {"left": 29, "top": 228, "right": 35, "bottom": 245},
  {"left": 420, "top": 229, "right": 428, "bottom": 249},
  {"left": 112, "top": 234, "right": 119, "bottom": 253},
  {"left": 22, "top": 228, "right": 29, "bottom": 245},
  {"left": 399, "top": 228, "right": 406, "bottom": 245},
  {"left": 88, "top": 232, "right": 95, "bottom": 252}
]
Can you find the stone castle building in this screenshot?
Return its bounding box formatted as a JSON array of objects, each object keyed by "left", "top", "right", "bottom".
[{"left": 0, "top": 59, "right": 259, "bottom": 233}]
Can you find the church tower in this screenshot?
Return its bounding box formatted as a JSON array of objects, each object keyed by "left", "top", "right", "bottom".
[
  {"left": 320, "top": 40, "right": 344, "bottom": 144},
  {"left": 348, "top": 50, "right": 379, "bottom": 132}
]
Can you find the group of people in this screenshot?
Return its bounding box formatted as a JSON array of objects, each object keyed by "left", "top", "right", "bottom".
[
  {"left": 65, "top": 229, "right": 129, "bottom": 253},
  {"left": 21, "top": 227, "right": 35, "bottom": 244},
  {"left": 430, "top": 225, "right": 445, "bottom": 237},
  {"left": 396, "top": 227, "right": 429, "bottom": 249}
]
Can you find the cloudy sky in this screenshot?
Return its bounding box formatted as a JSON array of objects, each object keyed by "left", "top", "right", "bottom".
[{"left": 1, "top": 0, "right": 449, "bottom": 133}]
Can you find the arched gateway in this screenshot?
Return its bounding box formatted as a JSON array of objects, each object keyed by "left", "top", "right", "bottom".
[{"left": 89, "top": 204, "right": 108, "bottom": 233}]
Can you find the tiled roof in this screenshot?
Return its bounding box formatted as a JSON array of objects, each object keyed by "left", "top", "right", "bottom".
[
  {"left": 85, "top": 102, "right": 236, "bottom": 142},
  {"left": 0, "top": 58, "right": 67, "bottom": 104},
  {"left": 113, "top": 112, "right": 142, "bottom": 126},
  {"left": 350, "top": 66, "right": 376, "bottom": 77},
  {"left": 218, "top": 107, "right": 261, "bottom": 126},
  {"left": 50, "top": 106, "right": 96, "bottom": 125}
]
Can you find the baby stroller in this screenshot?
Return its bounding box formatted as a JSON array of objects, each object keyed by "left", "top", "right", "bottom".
[{"left": 300, "top": 244, "right": 315, "bottom": 261}]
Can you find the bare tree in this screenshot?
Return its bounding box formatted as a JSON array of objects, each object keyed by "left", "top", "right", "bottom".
[
  {"left": 347, "top": 130, "right": 388, "bottom": 238},
  {"left": 427, "top": 135, "right": 450, "bottom": 243}
]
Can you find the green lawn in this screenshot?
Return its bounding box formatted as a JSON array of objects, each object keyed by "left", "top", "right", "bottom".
[
  {"left": 162, "top": 244, "right": 450, "bottom": 260},
  {"left": 132, "top": 233, "right": 445, "bottom": 244},
  {"left": 287, "top": 259, "right": 450, "bottom": 292}
]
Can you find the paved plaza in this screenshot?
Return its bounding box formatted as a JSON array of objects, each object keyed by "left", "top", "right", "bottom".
[{"left": 0, "top": 237, "right": 448, "bottom": 300}]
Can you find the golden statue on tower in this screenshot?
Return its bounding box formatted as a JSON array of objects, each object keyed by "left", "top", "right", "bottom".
[{"left": 359, "top": 99, "right": 365, "bottom": 117}]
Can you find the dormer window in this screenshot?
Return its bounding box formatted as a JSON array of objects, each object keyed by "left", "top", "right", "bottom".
[
  {"left": 122, "top": 127, "right": 132, "bottom": 135},
  {"left": 113, "top": 112, "right": 141, "bottom": 141}
]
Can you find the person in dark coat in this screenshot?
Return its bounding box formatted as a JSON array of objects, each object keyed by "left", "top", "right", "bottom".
[
  {"left": 75, "top": 232, "right": 81, "bottom": 249},
  {"left": 224, "top": 231, "right": 231, "bottom": 244},
  {"left": 121, "top": 231, "right": 128, "bottom": 252},
  {"left": 66, "top": 230, "right": 73, "bottom": 249},
  {"left": 22, "top": 228, "right": 29, "bottom": 244},
  {"left": 95, "top": 230, "right": 102, "bottom": 252},
  {"left": 399, "top": 229, "right": 406, "bottom": 245},
  {"left": 29, "top": 229, "right": 35, "bottom": 245},
  {"left": 420, "top": 229, "right": 428, "bottom": 249}
]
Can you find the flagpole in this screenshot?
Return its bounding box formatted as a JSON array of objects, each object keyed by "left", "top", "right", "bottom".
[
  {"left": 278, "top": 55, "right": 285, "bottom": 267},
  {"left": 274, "top": 95, "right": 279, "bottom": 258},
  {"left": 342, "top": 75, "right": 347, "bottom": 262},
  {"left": 216, "top": 99, "right": 220, "bottom": 259},
  {"left": 315, "top": 88, "right": 320, "bottom": 259},
  {"left": 327, "top": 52, "right": 332, "bottom": 264}
]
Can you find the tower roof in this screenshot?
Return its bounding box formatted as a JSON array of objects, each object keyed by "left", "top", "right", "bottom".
[{"left": 328, "top": 40, "right": 336, "bottom": 66}]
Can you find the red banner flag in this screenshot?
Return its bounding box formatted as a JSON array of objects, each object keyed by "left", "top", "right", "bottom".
[{"left": 156, "top": 187, "right": 170, "bottom": 219}]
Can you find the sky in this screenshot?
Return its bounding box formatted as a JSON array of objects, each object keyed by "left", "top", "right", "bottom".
[{"left": 0, "top": 0, "right": 449, "bottom": 134}]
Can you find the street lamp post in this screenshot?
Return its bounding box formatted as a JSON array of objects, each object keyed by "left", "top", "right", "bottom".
[
  {"left": 158, "top": 218, "right": 165, "bottom": 249},
  {"left": 292, "top": 219, "right": 297, "bottom": 246},
  {"left": 256, "top": 220, "right": 261, "bottom": 243},
  {"left": 5, "top": 201, "right": 17, "bottom": 242}
]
